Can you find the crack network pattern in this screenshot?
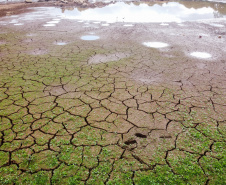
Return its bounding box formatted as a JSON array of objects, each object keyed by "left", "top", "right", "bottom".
[{"left": 0, "top": 11, "right": 226, "bottom": 184}]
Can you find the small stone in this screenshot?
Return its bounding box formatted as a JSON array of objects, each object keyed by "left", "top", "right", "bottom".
[
  {"left": 25, "top": 0, "right": 32, "bottom": 3},
  {"left": 218, "top": 35, "right": 222, "bottom": 38},
  {"left": 6, "top": 12, "right": 12, "bottom": 16}
]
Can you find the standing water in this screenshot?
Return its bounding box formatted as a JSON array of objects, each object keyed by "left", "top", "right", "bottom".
[{"left": 55, "top": 0, "right": 226, "bottom": 23}]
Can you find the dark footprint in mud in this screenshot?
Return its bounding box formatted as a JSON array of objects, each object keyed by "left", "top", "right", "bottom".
[
  {"left": 135, "top": 133, "right": 147, "bottom": 138},
  {"left": 124, "top": 139, "right": 137, "bottom": 145},
  {"left": 159, "top": 135, "right": 172, "bottom": 139}
]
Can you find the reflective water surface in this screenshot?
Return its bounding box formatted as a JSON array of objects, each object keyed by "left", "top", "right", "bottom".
[
  {"left": 55, "top": 42, "right": 67, "bottom": 45},
  {"left": 43, "top": 23, "right": 56, "bottom": 27},
  {"left": 58, "top": 1, "right": 226, "bottom": 23},
  {"left": 1, "top": 1, "right": 226, "bottom": 23},
  {"left": 81, "top": 35, "right": 100, "bottom": 40},
  {"left": 190, "top": 52, "right": 212, "bottom": 58},
  {"left": 143, "top": 42, "right": 169, "bottom": 48}
]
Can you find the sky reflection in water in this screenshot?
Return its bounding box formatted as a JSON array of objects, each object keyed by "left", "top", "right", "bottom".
[{"left": 59, "top": 2, "right": 226, "bottom": 23}]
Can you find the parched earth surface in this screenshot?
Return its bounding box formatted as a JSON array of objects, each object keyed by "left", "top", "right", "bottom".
[{"left": 0, "top": 3, "right": 226, "bottom": 185}]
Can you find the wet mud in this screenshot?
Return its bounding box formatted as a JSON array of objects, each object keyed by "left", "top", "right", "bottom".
[{"left": 0, "top": 2, "right": 51, "bottom": 17}]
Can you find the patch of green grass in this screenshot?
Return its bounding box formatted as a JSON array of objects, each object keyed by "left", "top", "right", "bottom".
[
  {"left": 0, "top": 165, "right": 19, "bottom": 184},
  {"left": 18, "top": 171, "right": 51, "bottom": 185},
  {"left": 200, "top": 155, "right": 226, "bottom": 184},
  {"left": 87, "top": 161, "right": 112, "bottom": 184},
  {"left": 135, "top": 165, "right": 182, "bottom": 185}
]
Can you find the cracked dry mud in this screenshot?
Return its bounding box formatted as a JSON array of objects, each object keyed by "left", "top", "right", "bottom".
[{"left": 0, "top": 7, "right": 226, "bottom": 185}]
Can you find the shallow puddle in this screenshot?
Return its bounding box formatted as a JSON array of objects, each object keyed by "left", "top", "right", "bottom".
[
  {"left": 14, "top": 23, "right": 24, "bottom": 25},
  {"left": 81, "top": 35, "right": 100, "bottom": 40},
  {"left": 190, "top": 52, "right": 212, "bottom": 59},
  {"left": 123, "top": 24, "right": 134, "bottom": 27},
  {"left": 55, "top": 42, "right": 67, "bottom": 46},
  {"left": 209, "top": 23, "right": 224, "bottom": 27},
  {"left": 101, "top": 23, "right": 110, "bottom": 26},
  {"left": 5, "top": 0, "right": 225, "bottom": 24},
  {"left": 143, "top": 42, "right": 169, "bottom": 48},
  {"left": 52, "top": 18, "right": 61, "bottom": 21},
  {"left": 47, "top": 21, "right": 60, "bottom": 24},
  {"left": 43, "top": 24, "right": 56, "bottom": 27},
  {"left": 9, "top": 20, "right": 18, "bottom": 24},
  {"left": 160, "top": 23, "right": 169, "bottom": 26},
  {"left": 57, "top": 1, "right": 226, "bottom": 23}
]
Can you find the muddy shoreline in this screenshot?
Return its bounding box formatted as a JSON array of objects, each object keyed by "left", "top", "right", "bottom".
[
  {"left": 0, "top": 0, "right": 170, "bottom": 17},
  {"left": 0, "top": 2, "right": 54, "bottom": 17}
]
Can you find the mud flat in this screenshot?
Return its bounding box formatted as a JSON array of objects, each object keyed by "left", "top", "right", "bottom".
[{"left": 0, "top": 0, "right": 225, "bottom": 184}]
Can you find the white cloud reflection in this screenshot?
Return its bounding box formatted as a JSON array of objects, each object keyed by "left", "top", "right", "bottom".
[{"left": 60, "top": 2, "right": 216, "bottom": 23}]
